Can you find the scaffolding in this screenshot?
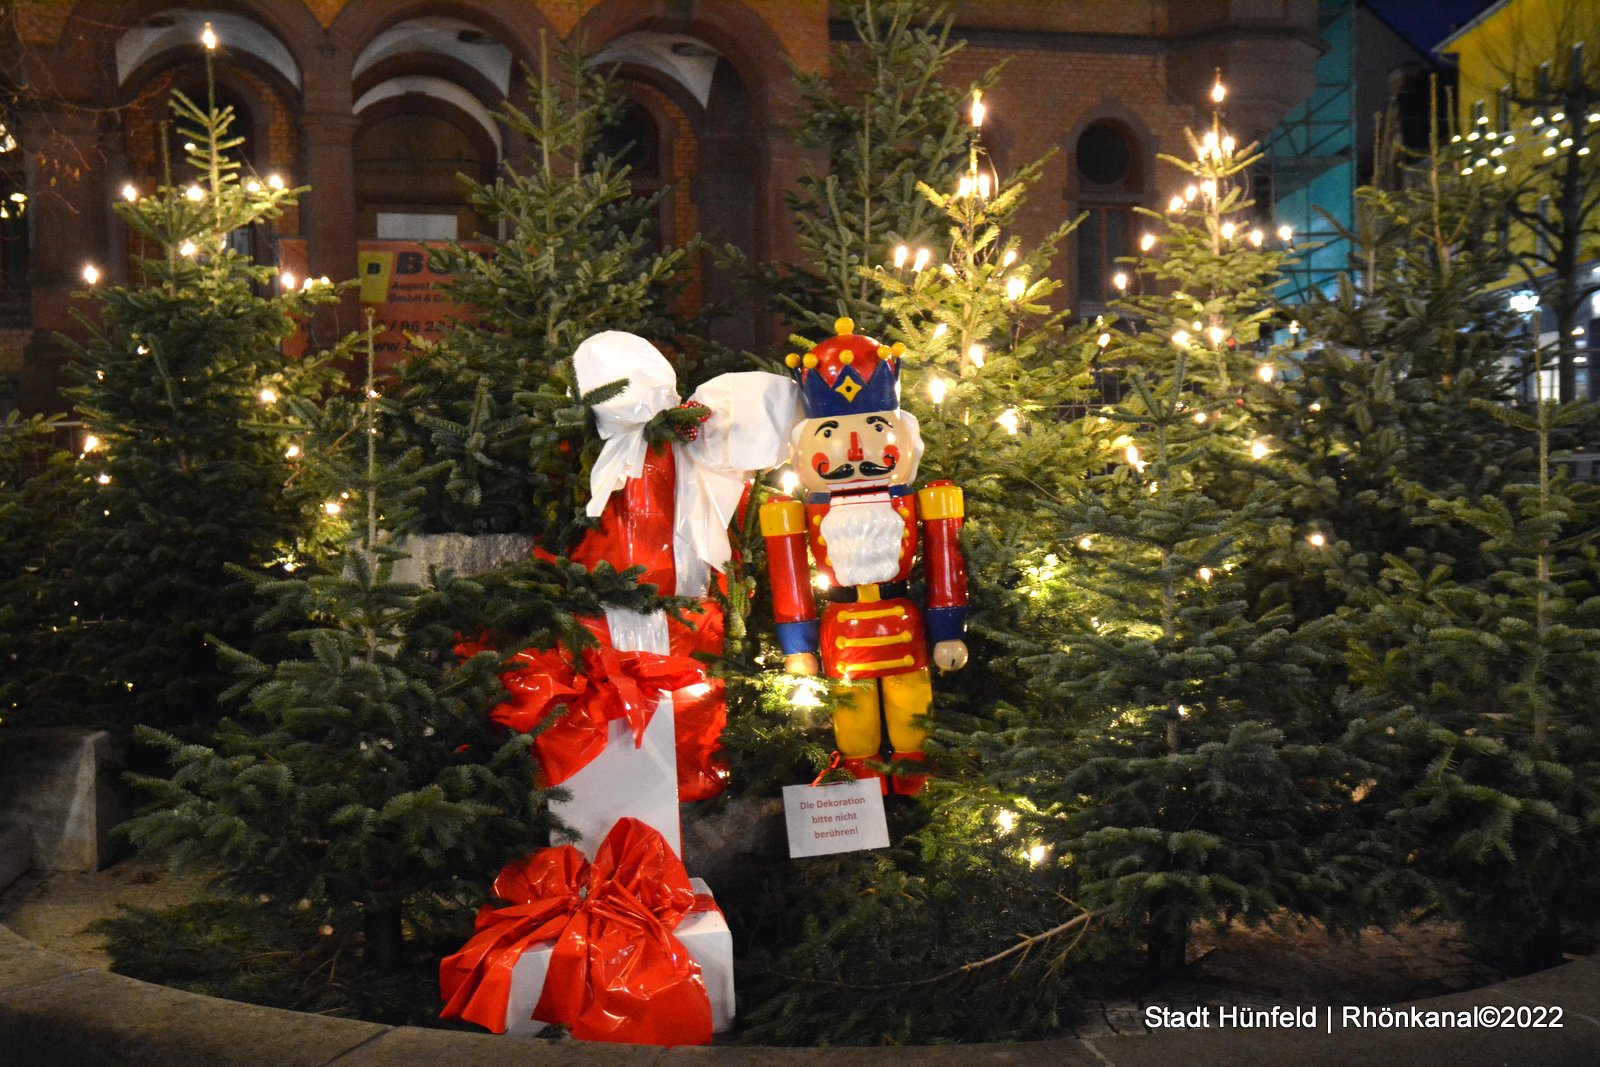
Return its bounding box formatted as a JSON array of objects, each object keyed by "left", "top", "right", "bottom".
[{"left": 1264, "top": 0, "right": 1356, "bottom": 304}]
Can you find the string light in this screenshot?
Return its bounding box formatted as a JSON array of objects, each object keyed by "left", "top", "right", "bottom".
[
  {"left": 1211, "top": 77, "right": 1227, "bottom": 103},
  {"left": 779, "top": 470, "right": 800, "bottom": 494},
  {"left": 81, "top": 264, "right": 100, "bottom": 285},
  {"left": 323, "top": 500, "right": 343, "bottom": 516},
  {"left": 912, "top": 248, "right": 931, "bottom": 271},
  {"left": 121, "top": 183, "right": 138, "bottom": 202},
  {"left": 280, "top": 271, "right": 296, "bottom": 290},
  {"left": 1257, "top": 363, "right": 1274, "bottom": 383},
  {"left": 976, "top": 173, "right": 992, "bottom": 199},
  {"left": 995, "top": 810, "right": 1017, "bottom": 834},
  {"left": 284, "top": 443, "right": 301, "bottom": 459},
  {"left": 258, "top": 387, "right": 278, "bottom": 404},
  {"left": 1169, "top": 195, "right": 1184, "bottom": 212},
  {"left": 1208, "top": 325, "right": 1226, "bottom": 346},
  {"left": 1220, "top": 221, "right": 1236, "bottom": 240},
  {"left": 179, "top": 240, "right": 197, "bottom": 257},
  {"left": 1198, "top": 567, "right": 1213, "bottom": 583},
  {"left": 1277, "top": 224, "right": 1293, "bottom": 242},
  {"left": 96, "top": 473, "right": 111, "bottom": 485},
  {"left": 997, "top": 408, "right": 1021, "bottom": 434},
  {"left": 1193, "top": 411, "right": 1207, "bottom": 424},
  {"left": 788, "top": 678, "right": 823, "bottom": 709},
  {"left": 185, "top": 185, "right": 204, "bottom": 201},
  {"left": 1112, "top": 271, "right": 1129, "bottom": 291},
  {"left": 82, "top": 434, "right": 101, "bottom": 453},
  {"left": 1308, "top": 402, "right": 1322, "bottom": 412},
  {"left": 1139, "top": 234, "right": 1156, "bottom": 252},
  {"left": 1222, "top": 135, "right": 1234, "bottom": 155},
  {"left": 267, "top": 174, "right": 284, "bottom": 190},
  {"left": 1200, "top": 179, "right": 1217, "bottom": 198},
  {"left": 1307, "top": 532, "right": 1326, "bottom": 548},
  {"left": 1249, "top": 229, "right": 1264, "bottom": 246},
  {"left": 927, "top": 376, "right": 948, "bottom": 405},
  {"left": 1184, "top": 184, "right": 1198, "bottom": 201},
  {"left": 958, "top": 175, "right": 974, "bottom": 197},
  {"left": 1125, "top": 444, "right": 1145, "bottom": 471},
  {"left": 932, "top": 322, "right": 948, "bottom": 338},
  {"left": 893, "top": 245, "right": 908, "bottom": 268},
  {"left": 1172, "top": 329, "right": 1191, "bottom": 346},
  {"left": 813, "top": 572, "right": 832, "bottom": 591},
  {"left": 1026, "top": 843, "right": 1049, "bottom": 866},
  {"left": 1006, "top": 276, "right": 1025, "bottom": 301},
  {"left": 1097, "top": 332, "right": 1112, "bottom": 348},
  {"left": 1078, "top": 535, "right": 1093, "bottom": 550},
  {"left": 201, "top": 22, "right": 218, "bottom": 50},
  {"left": 967, "top": 343, "right": 987, "bottom": 368},
  {"left": 246, "top": 180, "right": 261, "bottom": 193},
  {"left": 1250, "top": 439, "right": 1269, "bottom": 460},
  {"left": 1001, "top": 248, "right": 1018, "bottom": 267},
  {"left": 970, "top": 90, "right": 986, "bottom": 128}
]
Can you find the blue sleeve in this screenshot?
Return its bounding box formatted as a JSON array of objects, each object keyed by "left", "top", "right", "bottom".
[
  {"left": 775, "top": 619, "right": 820, "bottom": 656},
  {"left": 924, "top": 606, "right": 966, "bottom": 644}
]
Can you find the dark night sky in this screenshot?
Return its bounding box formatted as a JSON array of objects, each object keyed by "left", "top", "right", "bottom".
[{"left": 1366, "top": 0, "right": 1502, "bottom": 55}]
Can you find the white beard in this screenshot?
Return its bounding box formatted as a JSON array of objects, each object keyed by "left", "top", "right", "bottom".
[{"left": 820, "top": 496, "right": 904, "bottom": 586}]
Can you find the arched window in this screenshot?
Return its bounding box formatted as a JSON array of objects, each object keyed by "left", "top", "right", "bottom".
[
  {"left": 1074, "top": 120, "right": 1143, "bottom": 307},
  {"left": 354, "top": 98, "right": 496, "bottom": 239}
]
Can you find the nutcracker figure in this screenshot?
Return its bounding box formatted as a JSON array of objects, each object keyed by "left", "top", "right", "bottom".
[{"left": 760, "top": 317, "right": 969, "bottom": 795}]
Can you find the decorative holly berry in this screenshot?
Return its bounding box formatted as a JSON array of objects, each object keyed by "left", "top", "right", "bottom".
[{"left": 676, "top": 400, "right": 712, "bottom": 442}]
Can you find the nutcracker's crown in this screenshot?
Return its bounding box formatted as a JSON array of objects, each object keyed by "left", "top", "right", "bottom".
[{"left": 785, "top": 317, "right": 904, "bottom": 418}]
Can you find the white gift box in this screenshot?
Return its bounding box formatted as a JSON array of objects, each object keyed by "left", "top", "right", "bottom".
[{"left": 502, "top": 877, "right": 735, "bottom": 1037}]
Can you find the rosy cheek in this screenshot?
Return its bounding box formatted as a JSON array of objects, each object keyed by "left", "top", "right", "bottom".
[
  {"left": 882, "top": 444, "right": 900, "bottom": 468},
  {"left": 810, "top": 452, "right": 831, "bottom": 475}
]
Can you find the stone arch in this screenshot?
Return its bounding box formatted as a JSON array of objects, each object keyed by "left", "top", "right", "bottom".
[
  {"left": 1063, "top": 104, "right": 1157, "bottom": 311},
  {"left": 330, "top": 0, "right": 556, "bottom": 84}
]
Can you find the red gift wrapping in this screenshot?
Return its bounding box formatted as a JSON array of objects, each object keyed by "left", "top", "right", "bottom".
[
  {"left": 667, "top": 600, "right": 729, "bottom": 802},
  {"left": 485, "top": 640, "right": 705, "bottom": 788},
  {"left": 438, "top": 817, "right": 714, "bottom": 1045}
]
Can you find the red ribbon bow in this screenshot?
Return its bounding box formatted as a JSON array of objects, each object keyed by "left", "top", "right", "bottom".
[
  {"left": 485, "top": 640, "right": 705, "bottom": 786},
  {"left": 439, "top": 818, "right": 714, "bottom": 1045}
]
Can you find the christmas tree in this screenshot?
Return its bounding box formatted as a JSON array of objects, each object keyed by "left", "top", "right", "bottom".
[
  {"left": 37, "top": 27, "right": 342, "bottom": 731},
  {"left": 381, "top": 33, "right": 699, "bottom": 545}
]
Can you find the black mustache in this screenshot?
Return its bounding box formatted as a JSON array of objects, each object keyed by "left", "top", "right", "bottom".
[{"left": 819, "top": 458, "right": 896, "bottom": 480}]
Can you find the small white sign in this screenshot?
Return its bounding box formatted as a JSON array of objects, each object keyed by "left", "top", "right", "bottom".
[{"left": 782, "top": 778, "right": 890, "bottom": 858}]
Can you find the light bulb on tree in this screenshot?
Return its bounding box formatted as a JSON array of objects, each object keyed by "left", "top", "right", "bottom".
[
  {"left": 1001, "top": 248, "right": 1018, "bottom": 267},
  {"left": 81, "top": 263, "right": 100, "bottom": 285},
  {"left": 186, "top": 185, "right": 204, "bottom": 202},
  {"left": 967, "top": 343, "right": 987, "bottom": 368},
  {"left": 82, "top": 434, "right": 101, "bottom": 453},
  {"left": 1250, "top": 440, "right": 1269, "bottom": 460},
  {"left": 258, "top": 387, "right": 278, "bottom": 405},
  {"left": 1097, "top": 332, "right": 1112, "bottom": 348},
  {"left": 201, "top": 22, "right": 218, "bottom": 50},
  {"left": 1112, "top": 271, "right": 1129, "bottom": 291},
  {"left": 1257, "top": 363, "right": 1274, "bottom": 383},
  {"left": 1006, "top": 276, "right": 1026, "bottom": 301},
  {"left": 284, "top": 443, "right": 301, "bottom": 459},
  {"left": 779, "top": 469, "right": 800, "bottom": 495},
  {"left": 1249, "top": 229, "right": 1263, "bottom": 246},
  {"left": 179, "top": 240, "right": 197, "bottom": 257},
  {"left": 1140, "top": 233, "right": 1156, "bottom": 252},
  {"left": 1220, "top": 221, "right": 1236, "bottom": 240},
  {"left": 927, "top": 376, "right": 948, "bottom": 405},
  {"left": 121, "top": 183, "right": 138, "bottom": 202},
  {"left": 267, "top": 174, "right": 284, "bottom": 190},
  {"left": 1277, "top": 224, "right": 1293, "bottom": 242},
  {"left": 1208, "top": 325, "right": 1227, "bottom": 346},
  {"left": 912, "top": 248, "right": 931, "bottom": 272},
  {"left": 1172, "top": 329, "right": 1190, "bottom": 347},
  {"left": 1211, "top": 77, "right": 1227, "bottom": 104},
  {"left": 280, "top": 271, "right": 296, "bottom": 290},
  {"left": 997, "top": 408, "right": 1021, "bottom": 434},
  {"left": 1307, "top": 532, "right": 1326, "bottom": 548},
  {"left": 970, "top": 90, "right": 986, "bottom": 128},
  {"left": 893, "top": 245, "right": 908, "bottom": 268}
]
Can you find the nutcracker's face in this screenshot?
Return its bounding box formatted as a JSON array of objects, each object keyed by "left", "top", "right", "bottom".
[{"left": 793, "top": 407, "right": 915, "bottom": 494}]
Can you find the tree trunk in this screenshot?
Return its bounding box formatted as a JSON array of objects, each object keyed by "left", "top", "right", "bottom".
[{"left": 363, "top": 903, "right": 404, "bottom": 970}]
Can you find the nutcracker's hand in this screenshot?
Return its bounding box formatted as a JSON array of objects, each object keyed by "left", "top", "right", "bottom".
[
  {"left": 932, "top": 639, "right": 969, "bottom": 673},
  {"left": 784, "top": 652, "right": 820, "bottom": 676}
]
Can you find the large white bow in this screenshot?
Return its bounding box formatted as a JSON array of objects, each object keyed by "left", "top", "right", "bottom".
[{"left": 572, "top": 332, "right": 799, "bottom": 595}]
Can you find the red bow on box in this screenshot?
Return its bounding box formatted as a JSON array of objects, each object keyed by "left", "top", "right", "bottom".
[
  {"left": 438, "top": 818, "right": 714, "bottom": 1046},
  {"left": 482, "top": 639, "right": 705, "bottom": 787}
]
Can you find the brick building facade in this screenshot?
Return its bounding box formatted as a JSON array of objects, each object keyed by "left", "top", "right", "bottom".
[{"left": 0, "top": 0, "right": 1322, "bottom": 411}]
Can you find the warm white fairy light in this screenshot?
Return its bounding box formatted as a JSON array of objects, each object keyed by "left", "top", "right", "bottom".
[
  {"left": 912, "top": 248, "right": 931, "bottom": 272},
  {"left": 1208, "top": 325, "right": 1226, "bottom": 346},
  {"left": 1249, "top": 229, "right": 1264, "bottom": 246},
  {"left": 185, "top": 184, "right": 204, "bottom": 202},
  {"left": 1220, "top": 221, "right": 1236, "bottom": 240},
  {"left": 280, "top": 271, "right": 296, "bottom": 290},
  {"left": 183, "top": 142, "right": 197, "bottom": 153},
  {"left": 1001, "top": 248, "right": 1018, "bottom": 267},
  {"left": 179, "top": 240, "right": 197, "bottom": 256},
  {"left": 1006, "top": 276, "right": 1025, "bottom": 301},
  {"left": 813, "top": 572, "right": 832, "bottom": 591},
  {"left": 1222, "top": 135, "right": 1235, "bottom": 155},
  {"left": 1198, "top": 567, "right": 1213, "bottom": 583},
  {"left": 976, "top": 173, "right": 992, "bottom": 199},
  {"left": 1257, "top": 363, "right": 1274, "bottom": 383},
  {"left": 1172, "top": 329, "right": 1190, "bottom": 347},
  {"left": 1202, "top": 130, "right": 1219, "bottom": 157},
  {"left": 301, "top": 277, "right": 314, "bottom": 290},
  {"left": 1201, "top": 179, "right": 1217, "bottom": 198},
  {"left": 1184, "top": 184, "right": 1198, "bottom": 201},
  {"left": 1193, "top": 410, "right": 1207, "bottom": 424},
  {"left": 1308, "top": 402, "right": 1322, "bottom": 412},
  {"left": 1097, "top": 332, "right": 1111, "bottom": 348},
  {"left": 788, "top": 677, "right": 823, "bottom": 709},
  {"left": 1112, "top": 271, "right": 1129, "bottom": 291},
  {"left": 779, "top": 469, "right": 800, "bottom": 494},
  {"left": 82, "top": 434, "right": 101, "bottom": 453},
  {"left": 1078, "top": 535, "right": 1093, "bottom": 551},
  {"left": 81, "top": 263, "right": 100, "bottom": 285},
  {"left": 96, "top": 473, "right": 111, "bottom": 485},
  {"left": 967, "top": 343, "right": 987, "bottom": 368},
  {"left": 1125, "top": 444, "right": 1145, "bottom": 471},
  {"left": 318, "top": 275, "right": 330, "bottom": 286},
  {"left": 267, "top": 174, "right": 284, "bottom": 190},
  {"left": 939, "top": 263, "right": 956, "bottom": 278},
  {"left": 1277, "top": 224, "right": 1293, "bottom": 242},
  {"left": 927, "top": 376, "right": 948, "bottom": 405},
  {"left": 1307, "top": 532, "right": 1327, "bottom": 547},
  {"left": 1169, "top": 195, "right": 1184, "bottom": 212},
  {"left": 323, "top": 500, "right": 342, "bottom": 516},
  {"left": 893, "top": 245, "right": 908, "bottom": 268},
  {"left": 1139, "top": 233, "right": 1156, "bottom": 252},
  {"left": 997, "top": 408, "right": 1021, "bottom": 435},
  {"left": 970, "top": 90, "right": 987, "bottom": 128},
  {"left": 932, "top": 322, "right": 948, "bottom": 338},
  {"left": 958, "top": 175, "right": 974, "bottom": 197},
  {"left": 1026, "top": 843, "right": 1049, "bottom": 866},
  {"left": 201, "top": 22, "right": 218, "bottom": 50},
  {"left": 284, "top": 443, "right": 301, "bottom": 459},
  {"left": 246, "top": 180, "right": 261, "bottom": 193},
  {"left": 995, "top": 810, "right": 1017, "bottom": 834},
  {"left": 258, "top": 387, "right": 278, "bottom": 405},
  {"left": 1211, "top": 78, "right": 1227, "bottom": 104},
  {"left": 1250, "top": 439, "right": 1269, "bottom": 460},
  {"left": 121, "top": 183, "right": 138, "bottom": 202}
]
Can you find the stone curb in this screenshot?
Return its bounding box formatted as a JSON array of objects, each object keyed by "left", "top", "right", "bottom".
[{"left": 2, "top": 923, "right": 1597, "bottom": 1065}]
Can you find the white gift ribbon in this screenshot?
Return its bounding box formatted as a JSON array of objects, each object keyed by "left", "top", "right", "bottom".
[{"left": 572, "top": 332, "right": 800, "bottom": 594}]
